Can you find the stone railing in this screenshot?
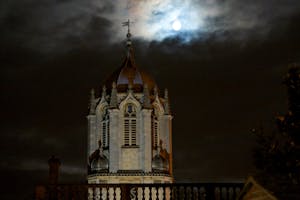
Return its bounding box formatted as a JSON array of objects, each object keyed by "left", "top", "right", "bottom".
[{"left": 35, "top": 183, "right": 243, "bottom": 200}]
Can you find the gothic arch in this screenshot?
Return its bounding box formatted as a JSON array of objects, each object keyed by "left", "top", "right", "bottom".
[
  {"left": 152, "top": 97, "right": 164, "bottom": 116},
  {"left": 119, "top": 93, "right": 142, "bottom": 112},
  {"left": 118, "top": 93, "right": 141, "bottom": 147},
  {"left": 96, "top": 101, "right": 109, "bottom": 118},
  {"left": 95, "top": 102, "right": 110, "bottom": 148}
]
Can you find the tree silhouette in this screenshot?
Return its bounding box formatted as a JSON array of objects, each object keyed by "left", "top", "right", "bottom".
[{"left": 253, "top": 64, "right": 300, "bottom": 187}]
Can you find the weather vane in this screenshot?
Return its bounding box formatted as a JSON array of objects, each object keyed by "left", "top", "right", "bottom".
[{"left": 122, "top": 19, "right": 133, "bottom": 39}]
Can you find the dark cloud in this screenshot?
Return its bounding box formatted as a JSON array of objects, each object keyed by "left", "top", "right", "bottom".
[{"left": 0, "top": 0, "right": 113, "bottom": 54}]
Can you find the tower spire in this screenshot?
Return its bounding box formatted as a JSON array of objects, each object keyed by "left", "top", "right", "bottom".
[
  {"left": 110, "top": 82, "right": 118, "bottom": 108},
  {"left": 143, "top": 84, "right": 151, "bottom": 109},
  {"left": 164, "top": 88, "right": 171, "bottom": 115},
  {"left": 122, "top": 19, "right": 134, "bottom": 60},
  {"left": 89, "top": 88, "right": 96, "bottom": 115},
  {"left": 154, "top": 86, "right": 159, "bottom": 98},
  {"left": 101, "top": 85, "right": 106, "bottom": 101}
]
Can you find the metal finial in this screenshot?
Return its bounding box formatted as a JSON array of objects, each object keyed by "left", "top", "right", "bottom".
[
  {"left": 143, "top": 84, "right": 151, "bottom": 109},
  {"left": 101, "top": 85, "right": 106, "bottom": 99},
  {"left": 154, "top": 86, "right": 158, "bottom": 97},
  {"left": 110, "top": 82, "right": 118, "bottom": 108},
  {"left": 112, "top": 82, "right": 117, "bottom": 89},
  {"left": 122, "top": 19, "right": 131, "bottom": 38},
  {"left": 164, "top": 88, "right": 170, "bottom": 115},
  {"left": 90, "top": 88, "right": 95, "bottom": 97},
  {"left": 122, "top": 19, "right": 133, "bottom": 47},
  {"left": 89, "top": 88, "right": 96, "bottom": 115}
]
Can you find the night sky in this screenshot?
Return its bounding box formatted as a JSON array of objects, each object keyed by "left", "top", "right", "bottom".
[{"left": 1, "top": 0, "right": 300, "bottom": 199}]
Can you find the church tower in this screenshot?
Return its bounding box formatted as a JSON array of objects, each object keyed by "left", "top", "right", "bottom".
[{"left": 87, "top": 27, "right": 173, "bottom": 184}]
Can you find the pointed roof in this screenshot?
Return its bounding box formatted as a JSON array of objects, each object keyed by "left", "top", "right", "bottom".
[
  {"left": 103, "top": 30, "right": 156, "bottom": 93},
  {"left": 117, "top": 46, "right": 142, "bottom": 85},
  {"left": 237, "top": 176, "right": 278, "bottom": 200}
]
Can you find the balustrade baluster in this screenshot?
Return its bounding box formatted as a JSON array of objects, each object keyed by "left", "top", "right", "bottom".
[
  {"left": 186, "top": 186, "right": 193, "bottom": 200},
  {"left": 184, "top": 186, "right": 187, "bottom": 200},
  {"left": 101, "top": 187, "right": 107, "bottom": 200},
  {"left": 235, "top": 187, "right": 240, "bottom": 198},
  {"left": 192, "top": 186, "right": 198, "bottom": 200},
  {"left": 172, "top": 186, "right": 178, "bottom": 200},
  {"left": 144, "top": 187, "right": 150, "bottom": 200},
  {"left": 165, "top": 186, "right": 170, "bottom": 200},
  {"left": 108, "top": 186, "right": 112, "bottom": 200},
  {"left": 221, "top": 187, "right": 227, "bottom": 200},
  {"left": 108, "top": 187, "right": 114, "bottom": 200},
  {"left": 190, "top": 186, "right": 194, "bottom": 200},
  {"left": 88, "top": 187, "right": 92, "bottom": 200},
  {"left": 115, "top": 187, "right": 118, "bottom": 200},
  {"left": 116, "top": 187, "right": 121, "bottom": 200},
  {"left": 95, "top": 187, "right": 101, "bottom": 200},
  {"left": 137, "top": 187, "right": 142, "bottom": 200},
  {"left": 228, "top": 187, "right": 233, "bottom": 200},
  {"left": 159, "top": 186, "right": 164, "bottom": 200},
  {"left": 178, "top": 186, "right": 184, "bottom": 200},
  {"left": 214, "top": 187, "right": 220, "bottom": 200},
  {"left": 199, "top": 187, "right": 206, "bottom": 200},
  {"left": 109, "top": 187, "right": 113, "bottom": 200}
]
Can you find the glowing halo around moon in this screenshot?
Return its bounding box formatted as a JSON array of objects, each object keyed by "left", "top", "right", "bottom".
[
  {"left": 172, "top": 20, "right": 182, "bottom": 31},
  {"left": 119, "top": 2, "right": 206, "bottom": 41}
]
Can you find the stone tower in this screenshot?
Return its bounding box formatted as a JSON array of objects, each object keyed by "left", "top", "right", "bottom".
[{"left": 87, "top": 29, "right": 173, "bottom": 184}]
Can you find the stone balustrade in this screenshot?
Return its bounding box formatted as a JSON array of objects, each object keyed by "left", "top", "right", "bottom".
[{"left": 36, "top": 183, "right": 243, "bottom": 200}]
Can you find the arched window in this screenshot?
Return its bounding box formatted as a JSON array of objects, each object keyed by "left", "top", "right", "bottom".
[
  {"left": 152, "top": 109, "right": 159, "bottom": 148},
  {"left": 124, "top": 104, "right": 137, "bottom": 146},
  {"left": 101, "top": 108, "right": 109, "bottom": 147}
]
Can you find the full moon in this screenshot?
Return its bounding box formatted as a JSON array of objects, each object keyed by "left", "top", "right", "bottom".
[{"left": 172, "top": 20, "right": 182, "bottom": 31}]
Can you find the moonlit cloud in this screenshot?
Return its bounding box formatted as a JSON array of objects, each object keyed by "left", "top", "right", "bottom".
[
  {"left": 90, "top": 0, "right": 299, "bottom": 41},
  {"left": 93, "top": 0, "right": 300, "bottom": 42},
  {"left": 97, "top": 0, "right": 217, "bottom": 41}
]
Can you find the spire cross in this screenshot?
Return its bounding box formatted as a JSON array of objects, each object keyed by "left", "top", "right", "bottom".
[{"left": 122, "top": 19, "right": 133, "bottom": 40}]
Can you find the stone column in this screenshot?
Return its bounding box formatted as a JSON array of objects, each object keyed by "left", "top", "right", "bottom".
[
  {"left": 161, "top": 115, "right": 173, "bottom": 175},
  {"left": 109, "top": 109, "right": 120, "bottom": 172},
  {"left": 141, "top": 109, "right": 152, "bottom": 172},
  {"left": 87, "top": 114, "right": 97, "bottom": 159}
]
